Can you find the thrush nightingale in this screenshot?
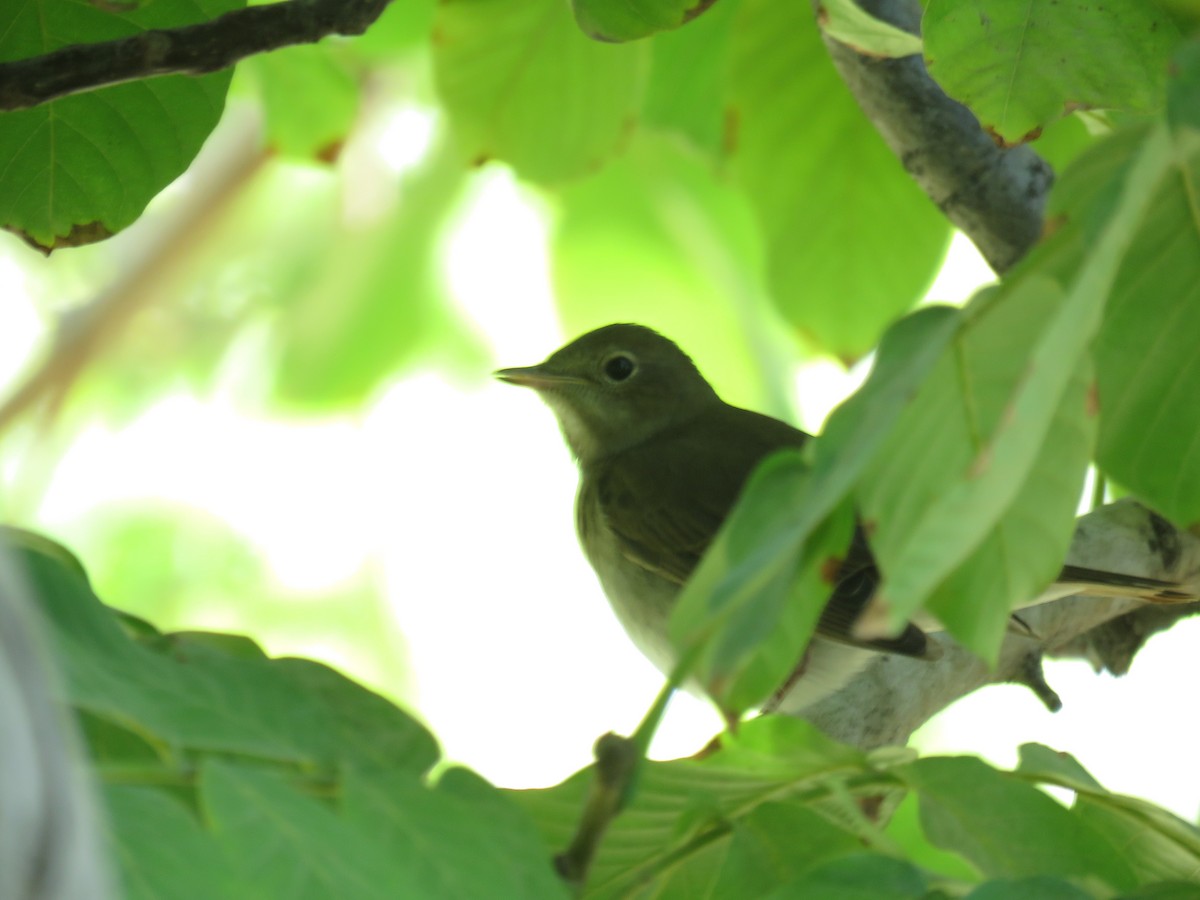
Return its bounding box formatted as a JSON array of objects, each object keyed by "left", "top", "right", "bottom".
[{"left": 497, "top": 324, "right": 1191, "bottom": 713}]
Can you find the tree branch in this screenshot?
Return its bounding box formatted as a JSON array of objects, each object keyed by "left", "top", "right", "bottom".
[
  {"left": 0, "top": 0, "right": 394, "bottom": 112},
  {"left": 819, "top": 0, "right": 1053, "bottom": 273},
  {"left": 804, "top": 500, "right": 1200, "bottom": 748}
]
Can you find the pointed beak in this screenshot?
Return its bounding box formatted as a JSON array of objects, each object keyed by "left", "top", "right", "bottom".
[{"left": 494, "top": 366, "right": 585, "bottom": 390}]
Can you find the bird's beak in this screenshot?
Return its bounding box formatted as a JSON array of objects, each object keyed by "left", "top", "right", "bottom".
[{"left": 494, "top": 366, "right": 586, "bottom": 390}]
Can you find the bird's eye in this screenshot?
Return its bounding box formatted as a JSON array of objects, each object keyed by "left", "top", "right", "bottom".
[{"left": 603, "top": 354, "right": 637, "bottom": 383}]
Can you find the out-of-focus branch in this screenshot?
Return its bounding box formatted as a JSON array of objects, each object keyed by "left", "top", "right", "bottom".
[
  {"left": 0, "top": 114, "right": 268, "bottom": 436},
  {"left": 818, "top": 0, "right": 1053, "bottom": 273},
  {"left": 806, "top": 500, "right": 1200, "bottom": 748},
  {"left": 0, "top": 0, "right": 393, "bottom": 111}
]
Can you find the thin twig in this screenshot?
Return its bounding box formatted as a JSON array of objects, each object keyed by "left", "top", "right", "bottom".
[{"left": 0, "top": 114, "right": 268, "bottom": 436}]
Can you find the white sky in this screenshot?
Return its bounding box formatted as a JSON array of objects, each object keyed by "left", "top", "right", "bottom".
[{"left": 1, "top": 135, "right": 1197, "bottom": 821}]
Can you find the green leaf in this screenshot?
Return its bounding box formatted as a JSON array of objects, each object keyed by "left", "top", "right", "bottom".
[
  {"left": 763, "top": 854, "right": 931, "bottom": 900},
  {"left": 1015, "top": 745, "right": 1200, "bottom": 887},
  {"left": 515, "top": 717, "right": 883, "bottom": 899},
  {"left": 923, "top": 0, "right": 1181, "bottom": 145},
  {"left": 710, "top": 803, "right": 866, "bottom": 898},
  {"left": 860, "top": 124, "right": 1176, "bottom": 653},
  {"left": 433, "top": 0, "right": 649, "bottom": 182},
  {"left": 1073, "top": 800, "right": 1200, "bottom": 886},
  {"left": 668, "top": 306, "right": 960, "bottom": 713},
  {"left": 200, "top": 762, "right": 401, "bottom": 900},
  {"left": 553, "top": 131, "right": 787, "bottom": 416},
  {"left": 247, "top": 45, "right": 359, "bottom": 159},
  {"left": 0, "top": 0, "right": 243, "bottom": 251},
  {"left": 272, "top": 136, "right": 478, "bottom": 410},
  {"left": 727, "top": 0, "right": 950, "bottom": 361},
  {"left": 571, "top": 0, "right": 705, "bottom": 42},
  {"left": 1167, "top": 37, "right": 1200, "bottom": 133},
  {"left": 12, "top": 533, "right": 438, "bottom": 773},
  {"left": 643, "top": 0, "right": 741, "bottom": 154},
  {"left": 1091, "top": 137, "right": 1200, "bottom": 523},
  {"left": 1015, "top": 743, "right": 1105, "bottom": 793},
  {"left": 104, "top": 786, "right": 247, "bottom": 900},
  {"left": 345, "top": 0, "right": 437, "bottom": 59},
  {"left": 900, "top": 756, "right": 1137, "bottom": 890},
  {"left": 819, "top": 0, "right": 923, "bottom": 59},
  {"left": 344, "top": 768, "right": 568, "bottom": 899},
  {"left": 965, "top": 877, "right": 1094, "bottom": 900}
]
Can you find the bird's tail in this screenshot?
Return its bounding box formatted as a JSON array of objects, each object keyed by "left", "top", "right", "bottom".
[{"left": 1054, "top": 564, "right": 1196, "bottom": 603}]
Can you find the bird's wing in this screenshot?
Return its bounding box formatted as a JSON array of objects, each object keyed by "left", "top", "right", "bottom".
[
  {"left": 590, "top": 407, "right": 805, "bottom": 586},
  {"left": 592, "top": 408, "right": 936, "bottom": 660},
  {"left": 590, "top": 440, "right": 746, "bottom": 586}
]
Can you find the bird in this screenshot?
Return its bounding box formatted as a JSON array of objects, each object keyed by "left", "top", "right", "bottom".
[{"left": 496, "top": 323, "right": 1192, "bottom": 713}]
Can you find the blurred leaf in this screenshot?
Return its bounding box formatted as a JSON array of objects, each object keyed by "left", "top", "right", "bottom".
[
  {"left": 433, "top": 0, "right": 648, "bottom": 182},
  {"left": 1167, "top": 37, "right": 1200, "bottom": 133},
  {"left": 571, "top": 0, "right": 703, "bottom": 42},
  {"left": 727, "top": 0, "right": 950, "bottom": 361},
  {"left": 105, "top": 785, "right": 248, "bottom": 900},
  {"left": 1120, "top": 884, "right": 1200, "bottom": 899},
  {"left": 763, "top": 854, "right": 931, "bottom": 900},
  {"left": 0, "top": 0, "right": 243, "bottom": 251},
  {"left": 272, "top": 136, "right": 479, "bottom": 409},
  {"left": 819, "top": 0, "right": 923, "bottom": 58},
  {"left": 923, "top": 0, "right": 1181, "bottom": 145},
  {"left": 900, "top": 756, "right": 1137, "bottom": 890},
  {"left": 1033, "top": 114, "right": 1103, "bottom": 174},
  {"left": 347, "top": 0, "right": 437, "bottom": 59},
  {"left": 248, "top": 44, "right": 360, "bottom": 159},
  {"left": 553, "top": 131, "right": 788, "bottom": 416},
  {"left": 965, "top": 877, "right": 1095, "bottom": 900},
  {"left": 860, "top": 124, "right": 1175, "bottom": 653},
  {"left": 643, "top": 0, "right": 741, "bottom": 155}
]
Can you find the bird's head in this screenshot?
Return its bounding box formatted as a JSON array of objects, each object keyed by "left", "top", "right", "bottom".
[{"left": 495, "top": 324, "right": 719, "bottom": 463}]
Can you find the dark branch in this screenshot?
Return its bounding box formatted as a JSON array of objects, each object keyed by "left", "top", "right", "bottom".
[
  {"left": 818, "top": 0, "right": 1053, "bottom": 273},
  {"left": 0, "top": 0, "right": 394, "bottom": 112}
]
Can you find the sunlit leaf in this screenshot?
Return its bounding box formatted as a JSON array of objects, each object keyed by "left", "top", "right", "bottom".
[
  {"left": 571, "top": 0, "right": 705, "bottom": 42},
  {"left": 727, "top": 0, "right": 950, "bottom": 360},
  {"left": 643, "top": 0, "right": 741, "bottom": 155},
  {"left": 923, "top": 0, "right": 1180, "bottom": 145},
  {"left": 0, "top": 0, "right": 243, "bottom": 251},
  {"left": 553, "top": 131, "right": 786, "bottom": 415},
  {"left": 433, "top": 0, "right": 648, "bottom": 182},
  {"left": 248, "top": 45, "right": 359, "bottom": 160}
]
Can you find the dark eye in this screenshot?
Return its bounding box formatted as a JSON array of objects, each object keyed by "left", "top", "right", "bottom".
[{"left": 603, "top": 354, "right": 636, "bottom": 383}]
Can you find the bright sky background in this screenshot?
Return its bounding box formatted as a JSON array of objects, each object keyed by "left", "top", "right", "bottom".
[{"left": 2, "top": 113, "right": 1197, "bottom": 822}]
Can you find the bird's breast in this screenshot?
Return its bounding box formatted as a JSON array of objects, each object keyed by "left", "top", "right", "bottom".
[{"left": 576, "top": 476, "right": 681, "bottom": 676}]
